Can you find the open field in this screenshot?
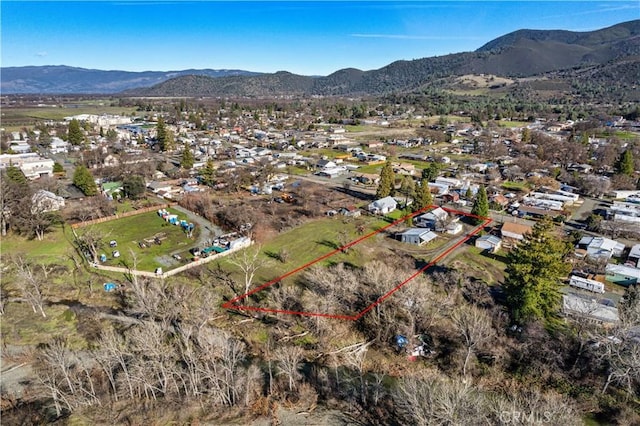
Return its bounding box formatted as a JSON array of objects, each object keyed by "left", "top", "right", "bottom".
[
  {"left": 497, "top": 120, "right": 529, "bottom": 128},
  {"left": 225, "top": 207, "right": 490, "bottom": 318},
  {"left": 444, "top": 245, "right": 507, "bottom": 285},
  {"left": 0, "top": 226, "right": 75, "bottom": 266},
  {"left": 0, "top": 102, "right": 138, "bottom": 130},
  {"left": 0, "top": 208, "right": 201, "bottom": 272},
  {"left": 80, "top": 208, "right": 200, "bottom": 272},
  {"left": 501, "top": 181, "right": 530, "bottom": 191},
  {"left": 0, "top": 303, "right": 86, "bottom": 347}
]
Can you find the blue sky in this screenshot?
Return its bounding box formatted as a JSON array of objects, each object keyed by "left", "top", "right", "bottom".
[{"left": 2, "top": 1, "right": 638, "bottom": 75}]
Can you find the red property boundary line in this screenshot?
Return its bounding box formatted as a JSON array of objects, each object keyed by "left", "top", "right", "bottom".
[{"left": 222, "top": 205, "right": 492, "bottom": 320}]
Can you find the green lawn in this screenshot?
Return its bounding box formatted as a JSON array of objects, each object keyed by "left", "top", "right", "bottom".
[
  {"left": 0, "top": 225, "right": 76, "bottom": 266},
  {"left": 612, "top": 130, "right": 639, "bottom": 140},
  {"left": 85, "top": 208, "right": 199, "bottom": 272},
  {"left": 344, "top": 125, "right": 369, "bottom": 132},
  {"left": 1, "top": 208, "right": 202, "bottom": 272},
  {"left": 217, "top": 216, "right": 392, "bottom": 289},
  {"left": 0, "top": 303, "right": 86, "bottom": 347},
  {"left": 497, "top": 120, "right": 529, "bottom": 128},
  {"left": 354, "top": 163, "right": 384, "bottom": 174},
  {"left": 501, "top": 181, "right": 529, "bottom": 191}
]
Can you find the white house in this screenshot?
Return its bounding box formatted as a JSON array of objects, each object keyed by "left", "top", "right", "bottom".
[
  {"left": 9, "top": 141, "right": 31, "bottom": 154},
  {"left": 147, "top": 181, "right": 172, "bottom": 194},
  {"left": 49, "top": 137, "right": 69, "bottom": 154},
  {"left": 19, "top": 157, "right": 55, "bottom": 180},
  {"left": 415, "top": 207, "right": 449, "bottom": 231},
  {"left": 368, "top": 196, "right": 397, "bottom": 215},
  {"left": 317, "top": 159, "right": 337, "bottom": 170}
]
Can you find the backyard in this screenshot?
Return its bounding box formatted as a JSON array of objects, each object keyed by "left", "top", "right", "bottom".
[{"left": 80, "top": 207, "right": 201, "bottom": 272}]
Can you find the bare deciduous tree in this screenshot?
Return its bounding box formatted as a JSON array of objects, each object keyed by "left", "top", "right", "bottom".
[
  {"left": 35, "top": 337, "right": 101, "bottom": 417},
  {"left": 228, "top": 244, "right": 270, "bottom": 302},
  {"left": 449, "top": 304, "right": 495, "bottom": 376},
  {"left": 275, "top": 345, "right": 304, "bottom": 392},
  {"left": 12, "top": 255, "right": 50, "bottom": 317}
]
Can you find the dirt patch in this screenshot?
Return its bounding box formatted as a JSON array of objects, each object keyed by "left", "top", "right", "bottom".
[{"left": 249, "top": 406, "right": 357, "bottom": 426}]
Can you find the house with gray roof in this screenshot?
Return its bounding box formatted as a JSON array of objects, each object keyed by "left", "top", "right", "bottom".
[{"left": 367, "top": 196, "right": 397, "bottom": 215}]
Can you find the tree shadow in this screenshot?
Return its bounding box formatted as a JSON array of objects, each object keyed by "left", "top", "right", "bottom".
[
  {"left": 333, "top": 186, "right": 375, "bottom": 201},
  {"left": 264, "top": 250, "right": 282, "bottom": 262},
  {"left": 316, "top": 239, "right": 340, "bottom": 250},
  {"left": 480, "top": 250, "right": 509, "bottom": 264}
]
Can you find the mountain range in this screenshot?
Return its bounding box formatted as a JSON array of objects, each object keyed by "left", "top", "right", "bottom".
[
  {"left": 2, "top": 20, "right": 639, "bottom": 96},
  {"left": 0, "top": 67, "right": 262, "bottom": 95}
]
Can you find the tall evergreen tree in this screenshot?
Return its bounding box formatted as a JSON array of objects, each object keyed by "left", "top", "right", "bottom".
[
  {"left": 67, "top": 119, "right": 85, "bottom": 146},
  {"left": 413, "top": 179, "right": 433, "bottom": 212},
  {"left": 376, "top": 161, "right": 395, "bottom": 199},
  {"left": 503, "top": 218, "right": 572, "bottom": 324},
  {"left": 470, "top": 185, "right": 489, "bottom": 224},
  {"left": 421, "top": 162, "right": 440, "bottom": 182},
  {"left": 199, "top": 159, "right": 217, "bottom": 187},
  {"left": 122, "top": 175, "right": 146, "bottom": 199},
  {"left": 73, "top": 165, "right": 98, "bottom": 196},
  {"left": 163, "top": 129, "right": 175, "bottom": 152},
  {"left": 156, "top": 116, "right": 174, "bottom": 151},
  {"left": 1, "top": 166, "right": 30, "bottom": 236},
  {"left": 615, "top": 149, "right": 634, "bottom": 176},
  {"left": 180, "top": 144, "right": 195, "bottom": 169},
  {"left": 5, "top": 165, "right": 28, "bottom": 185},
  {"left": 399, "top": 176, "right": 416, "bottom": 206}
]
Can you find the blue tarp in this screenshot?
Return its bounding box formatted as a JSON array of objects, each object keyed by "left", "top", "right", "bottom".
[
  {"left": 103, "top": 282, "right": 117, "bottom": 292},
  {"left": 395, "top": 335, "right": 409, "bottom": 349}
]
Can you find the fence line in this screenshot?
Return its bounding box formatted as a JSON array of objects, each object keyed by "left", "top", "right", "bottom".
[
  {"left": 71, "top": 203, "right": 177, "bottom": 228},
  {"left": 92, "top": 239, "right": 252, "bottom": 279}
]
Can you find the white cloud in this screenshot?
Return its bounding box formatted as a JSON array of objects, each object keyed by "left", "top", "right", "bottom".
[{"left": 35, "top": 51, "right": 48, "bottom": 57}]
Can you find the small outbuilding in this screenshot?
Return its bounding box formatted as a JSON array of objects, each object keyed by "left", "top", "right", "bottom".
[
  {"left": 476, "top": 235, "right": 502, "bottom": 253},
  {"left": 399, "top": 228, "right": 438, "bottom": 246}
]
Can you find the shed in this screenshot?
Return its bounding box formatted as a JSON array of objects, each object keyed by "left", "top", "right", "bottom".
[
  {"left": 475, "top": 235, "right": 502, "bottom": 253},
  {"left": 446, "top": 222, "right": 463, "bottom": 235},
  {"left": 400, "top": 228, "right": 438, "bottom": 246}
]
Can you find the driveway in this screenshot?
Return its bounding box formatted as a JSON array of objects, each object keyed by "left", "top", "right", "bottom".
[{"left": 171, "top": 204, "right": 224, "bottom": 249}]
